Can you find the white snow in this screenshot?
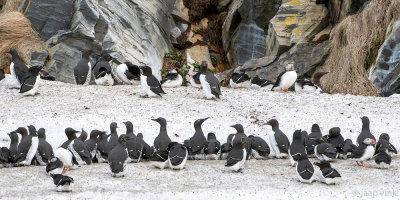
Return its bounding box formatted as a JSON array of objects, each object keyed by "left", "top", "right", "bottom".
[{"left": 0, "top": 75, "right": 400, "bottom": 199}]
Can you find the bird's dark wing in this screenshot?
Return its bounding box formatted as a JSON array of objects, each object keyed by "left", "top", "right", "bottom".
[
  {"left": 322, "top": 168, "right": 341, "bottom": 178},
  {"left": 375, "top": 152, "right": 391, "bottom": 164},
  {"left": 161, "top": 73, "right": 178, "bottom": 84},
  {"left": 225, "top": 149, "right": 243, "bottom": 167},
  {"left": 388, "top": 143, "right": 397, "bottom": 154},
  {"left": 275, "top": 131, "right": 290, "bottom": 154},
  {"left": 271, "top": 71, "right": 286, "bottom": 90},
  {"left": 205, "top": 72, "right": 221, "bottom": 98},
  {"left": 19, "top": 75, "right": 36, "bottom": 93},
  {"left": 193, "top": 72, "right": 201, "bottom": 84},
  {"left": 0, "top": 69, "right": 5, "bottom": 81},
  {"left": 13, "top": 60, "right": 29, "bottom": 83},
  {"left": 126, "top": 63, "right": 140, "bottom": 78},
  {"left": 348, "top": 145, "right": 366, "bottom": 159},
  {"left": 147, "top": 75, "right": 166, "bottom": 96}
]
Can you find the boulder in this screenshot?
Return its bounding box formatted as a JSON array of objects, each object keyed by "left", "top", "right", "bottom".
[
  {"left": 30, "top": 50, "right": 49, "bottom": 67},
  {"left": 170, "top": 0, "right": 190, "bottom": 23},
  {"left": 265, "top": 0, "right": 329, "bottom": 57},
  {"left": 22, "top": 0, "right": 174, "bottom": 83},
  {"left": 371, "top": 20, "right": 400, "bottom": 94},
  {"left": 327, "top": 0, "right": 371, "bottom": 24}
]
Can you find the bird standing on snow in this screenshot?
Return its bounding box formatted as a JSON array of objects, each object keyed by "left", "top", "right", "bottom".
[
  {"left": 356, "top": 116, "right": 376, "bottom": 146},
  {"left": 289, "top": 130, "right": 307, "bottom": 166},
  {"left": 230, "top": 124, "right": 251, "bottom": 159},
  {"left": 340, "top": 139, "right": 357, "bottom": 159},
  {"left": 375, "top": 133, "right": 397, "bottom": 156},
  {"left": 124, "top": 121, "right": 143, "bottom": 162},
  {"left": 108, "top": 134, "right": 130, "bottom": 177},
  {"left": 271, "top": 63, "right": 297, "bottom": 93},
  {"left": 220, "top": 134, "right": 234, "bottom": 160},
  {"left": 65, "top": 128, "right": 91, "bottom": 166},
  {"left": 248, "top": 135, "right": 270, "bottom": 160},
  {"left": 296, "top": 155, "right": 314, "bottom": 183},
  {"left": 348, "top": 138, "right": 376, "bottom": 167},
  {"left": 326, "top": 127, "right": 344, "bottom": 155},
  {"left": 374, "top": 138, "right": 392, "bottom": 169},
  {"left": 92, "top": 54, "right": 114, "bottom": 86},
  {"left": 229, "top": 73, "right": 251, "bottom": 88},
  {"left": 74, "top": 50, "right": 93, "bottom": 85},
  {"left": 96, "top": 131, "right": 110, "bottom": 163},
  {"left": 137, "top": 133, "right": 153, "bottom": 160},
  {"left": 314, "top": 143, "right": 337, "bottom": 161},
  {"left": 314, "top": 161, "right": 341, "bottom": 185},
  {"left": 140, "top": 66, "right": 166, "bottom": 97},
  {"left": 7, "top": 131, "right": 19, "bottom": 164},
  {"left": 7, "top": 49, "right": 28, "bottom": 88},
  {"left": 265, "top": 119, "right": 290, "bottom": 158},
  {"left": 205, "top": 132, "right": 221, "bottom": 160},
  {"left": 115, "top": 62, "right": 141, "bottom": 85},
  {"left": 306, "top": 124, "right": 323, "bottom": 155},
  {"left": 161, "top": 69, "right": 183, "bottom": 88},
  {"left": 225, "top": 137, "right": 247, "bottom": 172},
  {"left": 19, "top": 65, "right": 43, "bottom": 96},
  {"left": 168, "top": 142, "right": 188, "bottom": 170},
  {"left": 84, "top": 130, "right": 102, "bottom": 162},
  {"left": 50, "top": 174, "right": 74, "bottom": 192},
  {"left": 150, "top": 118, "right": 171, "bottom": 169},
  {"left": 14, "top": 126, "right": 38, "bottom": 166},
  {"left": 36, "top": 128, "right": 55, "bottom": 165},
  {"left": 107, "top": 122, "right": 119, "bottom": 152},
  {"left": 199, "top": 61, "right": 221, "bottom": 99},
  {"left": 187, "top": 117, "right": 209, "bottom": 160}
]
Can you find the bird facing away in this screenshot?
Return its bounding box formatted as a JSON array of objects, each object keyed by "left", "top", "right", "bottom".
[{"left": 199, "top": 61, "right": 221, "bottom": 99}]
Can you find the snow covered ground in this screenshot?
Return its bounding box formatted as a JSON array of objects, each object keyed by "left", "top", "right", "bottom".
[{"left": 0, "top": 75, "right": 399, "bottom": 199}]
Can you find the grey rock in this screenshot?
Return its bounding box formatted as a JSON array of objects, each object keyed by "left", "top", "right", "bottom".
[
  {"left": 30, "top": 50, "right": 49, "bottom": 67},
  {"left": 327, "top": 0, "right": 371, "bottom": 24}
]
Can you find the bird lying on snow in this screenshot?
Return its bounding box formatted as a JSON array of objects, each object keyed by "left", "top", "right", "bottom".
[
  {"left": 314, "top": 161, "right": 341, "bottom": 185},
  {"left": 50, "top": 174, "right": 74, "bottom": 192},
  {"left": 161, "top": 69, "right": 183, "bottom": 88},
  {"left": 229, "top": 73, "right": 251, "bottom": 88}
]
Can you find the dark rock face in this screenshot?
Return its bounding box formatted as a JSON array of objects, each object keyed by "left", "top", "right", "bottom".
[
  {"left": 372, "top": 20, "right": 400, "bottom": 94},
  {"left": 30, "top": 50, "right": 49, "bottom": 67},
  {"left": 327, "top": 0, "right": 370, "bottom": 24}
]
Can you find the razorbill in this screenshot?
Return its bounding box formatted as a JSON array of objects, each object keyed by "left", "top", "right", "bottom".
[
  {"left": 7, "top": 131, "right": 19, "bottom": 164},
  {"left": 168, "top": 142, "right": 188, "bottom": 170},
  {"left": 124, "top": 121, "right": 143, "bottom": 162},
  {"left": 296, "top": 155, "right": 315, "bottom": 183},
  {"left": 348, "top": 138, "right": 376, "bottom": 167},
  {"left": 14, "top": 126, "right": 38, "bottom": 166},
  {"left": 186, "top": 53, "right": 201, "bottom": 88},
  {"left": 107, "top": 122, "right": 119, "bottom": 151},
  {"left": 204, "top": 132, "right": 221, "bottom": 160},
  {"left": 39, "top": 71, "right": 55, "bottom": 81},
  {"left": 356, "top": 116, "right": 376, "bottom": 146},
  {"left": 314, "top": 143, "right": 337, "bottom": 161},
  {"left": 7, "top": 49, "right": 28, "bottom": 88},
  {"left": 46, "top": 157, "right": 64, "bottom": 175},
  {"left": 340, "top": 139, "right": 357, "bottom": 159},
  {"left": 248, "top": 135, "right": 270, "bottom": 160},
  {"left": 140, "top": 66, "right": 166, "bottom": 97},
  {"left": 271, "top": 63, "right": 297, "bottom": 93},
  {"left": 108, "top": 134, "right": 130, "bottom": 177},
  {"left": 78, "top": 129, "right": 87, "bottom": 141},
  {"left": 0, "top": 68, "right": 5, "bottom": 81},
  {"left": 36, "top": 128, "right": 55, "bottom": 165},
  {"left": 60, "top": 127, "right": 76, "bottom": 149},
  {"left": 250, "top": 76, "right": 275, "bottom": 90},
  {"left": 306, "top": 124, "right": 324, "bottom": 155},
  {"left": 96, "top": 130, "right": 110, "bottom": 163},
  {"left": 225, "top": 137, "right": 247, "bottom": 172},
  {"left": 73, "top": 50, "right": 92, "bottom": 85},
  {"left": 230, "top": 124, "right": 251, "bottom": 159},
  {"left": 199, "top": 61, "right": 221, "bottom": 99},
  {"left": 374, "top": 138, "right": 392, "bottom": 169},
  {"left": 375, "top": 133, "right": 397, "bottom": 156},
  {"left": 137, "top": 133, "right": 153, "bottom": 160},
  {"left": 19, "top": 65, "right": 43, "bottom": 96},
  {"left": 295, "top": 72, "right": 328, "bottom": 93},
  {"left": 289, "top": 130, "right": 307, "bottom": 166},
  {"left": 314, "top": 161, "right": 341, "bottom": 184},
  {"left": 300, "top": 131, "right": 308, "bottom": 151},
  {"left": 92, "top": 54, "right": 114, "bottom": 86},
  {"left": 187, "top": 117, "right": 209, "bottom": 160},
  {"left": 115, "top": 62, "right": 140, "bottom": 85},
  {"left": 65, "top": 128, "right": 91, "bottom": 166},
  {"left": 84, "top": 130, "right": 102, "bottom": 162},
  {"left": 150, "top": 149, "right": 169, "bottom": 169},
  {"left": 220, "top": 134, "right": 234, "bottom": 160},
  {"left": 50, "top": 174, "right": 74, "bottom": 192},
  {"left": 326, "top": 127, "right": 344, "bottom": 155},
  {"left": 229, "top": 73, "right": 251, "bottom": 88},
  {"left": 161, "top": 69, "right": 183, "bottom": 87},
  {"left": 151, "top": 118, "right": 172, "bottom": 152},
  {"left": 264, "top": 119, "right": 290, "bottom": 158}
]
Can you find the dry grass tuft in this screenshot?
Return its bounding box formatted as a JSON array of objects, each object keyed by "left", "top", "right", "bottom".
[
  {"left": 1, "top": 0, "right": 24, "bottom": 12},
  {"left": 0, "top": 11, "right": 42, "bottom": 71},
  {"left": 323, "top": 0, "right": 400, "bottom": 96}
]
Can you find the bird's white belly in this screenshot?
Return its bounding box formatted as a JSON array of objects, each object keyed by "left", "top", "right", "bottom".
[
  {"left": 95, "top": 73, "right": 114, "bottom": 86},
  {"left": 200, "top": 74, "right": 213, "bottom": 99},
  {"left": 230, "top": 79, "right": 251, "bottom": 88},
  {"left": 269, "top": 133, "right": 281, "bottom": 158},
  {"left": 295, "top": 83, "right": 317, "bottom": 93},
  {"left": 227, "top": 149, "right": 247, "bottom": 172},
  {"left": 151, "top": 160, "right": 169, "bottom": 169},
  {"left": 84, "top": 62, "right": 91, "bottom": 85},
  {"left": 35, "top": 151, "right": 46, "bottom": 166},
  {"left": 162, "top": 75, "right": 183, "bottom": 88},
  {"left": 206, "top": 154, "right": 219, "bottom": 160},
  {"left": 359, "top": 146, "right": 375, "bottom": 161},
  {"left": 10, "top": 62, "right": 21, "bottom": 86},
  {"left": 24, "top": 137, "right": 39, "bottom": 165},
  {"left": 116, "top": 64, "right": 131, "bottom": 85},
  {"left": 55, "top": 148, "right": 73, "bottom": 168},
  {"left": 188, "top": 73, "right": 201, "bottom": 88},
  {"left": 251, "top": 149, "right": 267, "bottom": 160},
  {"left": 280, "top": 71, "right": 297, "bottom": 90}
]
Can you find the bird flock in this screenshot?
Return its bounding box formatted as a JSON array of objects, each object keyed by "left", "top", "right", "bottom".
[
  {"left": 2, "top": 49, "right": 328, "bottom": 100},
  {"left": 0, "top": 116, "right": 397, "bottom": 192}
]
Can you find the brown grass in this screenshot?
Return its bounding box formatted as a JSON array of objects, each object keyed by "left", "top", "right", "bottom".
[
  {"left": 1, "top": 0, "right": 24, "bottom": 12},
  {"left": 322, "top": 0, "right": 400, "bottom": 96},
  {"left": 0, "top": 11, "right": 42, "bottom": 71}
]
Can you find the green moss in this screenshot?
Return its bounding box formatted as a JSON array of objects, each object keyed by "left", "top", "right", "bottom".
[
  {"left": 193, "top": 62, "right": 200, "bottom": 69},
  {"left": 375, "top": 36, "right": 381, "bottom": 46},
  {"left": 192, "top": 28, "right": 199, "bottom": 34},
  {"left": 208, "top": 68, "right": 215, "bottom": 74},
  {"left": 164, "top": 52, "right": 183, "bottom": 61},
  {"left": 210, "top": 56, "right": 217, "bottom": 66}
]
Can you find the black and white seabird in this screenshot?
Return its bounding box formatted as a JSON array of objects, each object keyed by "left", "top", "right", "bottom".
[
  {"left": 14, "top": 126, "right": 38, "bottom": 166},
  {"left": 0, "top": 147, "right": 10, "bottom": 167},
  {"left": 50, "top": 174, "right": 74, "bottom": 192},
  {"left": 289, "top": 130, "right": 307, "bottom": 166},
  {"left": 96, "top": 130, "right": 110, "bottom": 163},
  {"left": 74, "top": 50, "right": 93, "bottom": 85},
  {"left": 19, "top": 65, "right": 43, "bottom": 96},
  {"left": 7, "top": 49, "right": 28, "bottom": 88},
  {"left": 161, "top": 69, "right": 183, "bottom": 88},
  {"left": 115, "top": 62, "right": 140, "bottom": 85},
  {"left": 326, "top": 127, "right": 344, "bottom": 155},
  {"left": 78, "top": 129, "right": 88, "bottom": 141},
  {"left": 248, "top": 135, "right": 270, "bottom": 160},
  {"left": 340, "top": 139, "right": 357, "bottom": 159},
  {"left": 314, "top": 143, "right": 337, "bottom": 161},
  {"left": 187, "top": 117, "right": 209, "bottom": 160},
  {"left": 313, "top": 72, "right": 329, "bottom": 92},
  {"left": 124, "top": 121, "right": 143, "bottom": 162},
  {"left": 140, "top": 66, "right": 166, "bottom": 97},
  {"left": 168, "top": 142, "right": 188, "bottom": 170},
  {"left": 265, "top": 119, "right": 290, "bottom": 158},
  {"left": 46, "top": 157, "right": 64, "bottom": 175},
  {"left": 375, "top": 133, "right": 397, "bottom": 156},
  {"left": 186, "top": 54, "right": 201, "bottom": 88},
  {"left": 225, "top": 137, "right": 247, "bottom": 172},
  {"left": 7, "top": 131, "right": 19, "bottom": 164},
  {"left": 220, "top": 134, "right": 234, "bottom": 160},
  {"left": 296, "top": 155, "right": 315, "bottom": 183},
  {"left": 229, "top": 73, "right": 251, "bottom": 88},
  {"left": 314, "top": 161, "right": 341, "bottom": 184},
  {"left": 199, "top": 61, "right": 221, "bottom": 99},
  {"left": 39, "top": 71, "right": 55, "bottom": 81},
  {"left": 108, "top": 134, "right": 130, "bottom": 177},
  {"left": 294, "top": 72, "right": 328, "bottom": 93},
  {"left": 36, "top": 128, "right": 55, "bottom": 165},
  {"left": 374, "top": 138, "right": 392, "bottom": 169},
  {"left": 0, "top": 68, "right": 5, "bottom": 82},
  {"left": 348, "top": 138, "right": 376, "bottom": 167},
  {"left": 107, "top": 122, "right": 119, "bottom": 151},
  {"left": 65, "top": 128, "right": 91, "bottom": 166},
  {"left": 271, "top": 63, "right": 297, "bottom": 93},
  {"left": 306, "top": 124, "right": 324, "bottom": 155},
  {"left": 204, "top": 132, "right": 221, "bottom": 160},
  {"left": 92, "top": 54, "right": 114, "bottom": 86},
  {"left": 250, "top": 76, "right": 274, "bottom": 90},
  {"left": 84, "top": 130, "right": 103, "bottom": 162},
  {"left": 150, "top": 149, "right": 169, "bottom": 169},
  {"left": 230, "top": 124, "right": 251, "bottom": 159},
  {"left": 356, "top": 116, "right": 376, "bottom": 146},
  {"left": 151, "top": 118, "right": 172, "bottom": 152},
  {"left": 137, "top": 133, "right": 153, "bottom": 160},
  {"left": 53, "top": 147, "right": 74, "bottom": 173}
]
